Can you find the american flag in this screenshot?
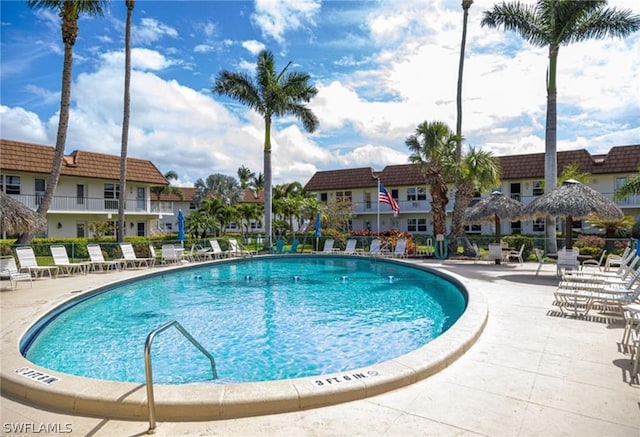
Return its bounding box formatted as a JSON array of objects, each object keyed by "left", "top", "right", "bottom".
[{"left": 379, "top": 181, "right": 400, "bottom": 215}]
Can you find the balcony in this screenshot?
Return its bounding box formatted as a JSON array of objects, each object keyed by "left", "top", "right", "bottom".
[{"left": 6, "top": 194, "right": 173, "bottom": 215}]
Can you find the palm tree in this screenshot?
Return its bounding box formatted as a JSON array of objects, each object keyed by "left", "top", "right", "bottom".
[
  {"left": 406, "top": 121, "right": 459, "bottom": 237},
  {"left": 214, "top": 49, "right": 319, "bottom": 250},
  {"left": 481, "top": 0, "right": 640, "bottom": 253},
  {"left": 20, "top": 0, "right": 108, "bottom": 244},
  {"left": 450, "top": 147, "right": 501, "bottom": 239},
  {"left": 614, "top": 164, "right": 640, "bottom": 201},
  {"left": 150, "top": 170, "right": 184, "bottom": 202},
  {"left": 117, "top": 0, "right": 134, "bottom": 243},
  {"left": 456, "top": 0, "right": 473, "bottom": 162},
  {"left": 237, "top": 165, "right": 255, "bottom": 189}
]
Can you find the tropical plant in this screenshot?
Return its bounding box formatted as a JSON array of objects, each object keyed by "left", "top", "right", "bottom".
[
  {"left": 481, "top": 0, "right": 640, "bottom": 254},
  {"left": 201, "top": 197, "right": 228, "bottom": 235},
  {"left": 117, "top": 0, "right": 134, "bottom": 242},
  {"left": 237, "top": 165, "right": 255, "bottom": 189},
  {"left": 184, "top": 209, "right": 214, "bottom": 239},
  {"left": 194, "top": 173, "right": 242, "bottom": 205},
  {"left": 450, "top": 147, "right": 501, "bottom": 239},
  {"left": 558, "top": 162, "right": 590, "bottom": 185},
  {"left": 150, "top": 170, "right": 184, "bottom": 201},
  {"left": 19, "top": 0, "right": 108, "bottom": 245},
  {"left": 406, "top": 121, "right": 458, "bottom": 237},
  {"left": 614, "top": 164, "right": 640, "bottom": 201},
  {"left": 213, "top": 49, "right": 319, "bottom": 250},
  {"left": 235, "top": 203, "right": 263, "bottom": 236},
  {"left": 587, "top": 214, "right": 635, "bottom": 238}
]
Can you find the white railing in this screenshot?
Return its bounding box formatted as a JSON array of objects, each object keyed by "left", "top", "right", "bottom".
[{"left": 6, "top": 194, "right": 173, "bottom": 214}]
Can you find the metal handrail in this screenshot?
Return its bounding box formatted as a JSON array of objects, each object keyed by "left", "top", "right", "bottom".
[{"left": 144, "top": 320, "right": 217, "bottom": 434}]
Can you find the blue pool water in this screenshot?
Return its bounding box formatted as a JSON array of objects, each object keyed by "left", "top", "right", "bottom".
[{"left": 23, "top": 256, "right": 466, "bottom": 384}]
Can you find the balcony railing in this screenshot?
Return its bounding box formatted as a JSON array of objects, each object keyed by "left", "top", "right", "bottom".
[{"left": 6, "top": 194, "right": 173, "bottom": 214}]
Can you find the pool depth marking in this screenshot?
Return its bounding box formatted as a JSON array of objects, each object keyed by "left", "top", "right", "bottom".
[
  {"left": 314, "top": 369, "right": 379, "bottom": 386},
  {"left": 15, "top": 367, "right": 60, "bottom": 385}
]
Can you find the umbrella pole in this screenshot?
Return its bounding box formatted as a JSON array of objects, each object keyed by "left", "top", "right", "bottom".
[
  {"left": 494, "top": 214, "right": 501, "bottom": 264},
  {"left": 565, "top": 215, "right": 573, "bottom": 249}
]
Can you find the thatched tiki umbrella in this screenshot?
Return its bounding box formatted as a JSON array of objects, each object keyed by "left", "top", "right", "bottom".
[
  {"left": 0, "top": 192, "right": 47, "bottom": 237},
  {"left": 464, "top": 190, "right": 525, "bottom": 244},
  {"left": 522, "top": 179, "right": 623, "bottom": 250}
]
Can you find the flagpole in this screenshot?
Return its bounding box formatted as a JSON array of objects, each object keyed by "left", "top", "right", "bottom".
[{"left": 377, "top": 178, "right": 380, "bottom": 232}]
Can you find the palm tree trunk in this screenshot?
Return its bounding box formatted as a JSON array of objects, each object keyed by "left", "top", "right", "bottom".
[
  {"left": 118, "top": 0, "right": 134, "bottom": 242},
  {"left": 456, "top": 0, "right": 473, "bottom": 162},
  {"left": 431, "top": 180, "right": 449, "bottom": 236},
  {"left": 451, "top": 182, "right": 475, "bottom": 239},
  {"left": 545, "top": 45, "right": 559, "bottom": 253},
  {"left": 263, "top": 119, "right": 273, "bottom": 251}
]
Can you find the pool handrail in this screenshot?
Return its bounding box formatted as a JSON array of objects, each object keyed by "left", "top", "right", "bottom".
[{"left": 144, "top": 320, "right": 218, "bottom": 434}]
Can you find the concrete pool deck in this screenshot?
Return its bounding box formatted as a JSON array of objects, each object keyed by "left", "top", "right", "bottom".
[{"left": 1, "top": 258, "right": 639, "bottom": 436}]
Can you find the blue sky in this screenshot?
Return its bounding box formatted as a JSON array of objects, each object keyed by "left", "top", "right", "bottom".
[{"left": 1, "top": 0, "right": 639, "bottom": 187}]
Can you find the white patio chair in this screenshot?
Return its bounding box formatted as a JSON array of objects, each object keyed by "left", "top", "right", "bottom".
[
  {"left": 0, "top": 256, "right": 33, "bottom": 289},
  {"left": 208, "top": 240, "right": 226, "bottom": 259},
  {"left": 506, "top": 244, "right": 525, "bottom": 264},
  {"left": 604, "top": 247, "right": 632, "bottom": 272},
  {"left": 343, "top": 239, "right": 359, "bottom": 255},
  {"left": 118, "top": 243, "right": 154, "bottom": 268},
  {"left": 318, "top": 239, "right": 335, "bottom": 254},
  {"left": 580, "top": 250, "right": 607, "bottom": 272},
  {"left": 161, "top": 244, "right": 180, "bottom": 264},
  {"left": 15, "top": 246, "right": 58, "bottom": 278},
  {"left": 368, "top": 239, "right": 387, "bottom": 256},
  {"left": 228, "top": 238, "right": 255, "bottom": 257},
  {"left": 87, "top": 244, "right": 122, "bottom": 272},
  {"left": 50, "top": 245, "right": 91, "bottom": 275}
]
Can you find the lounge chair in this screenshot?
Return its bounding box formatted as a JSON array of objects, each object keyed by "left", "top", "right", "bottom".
[
  {"left": 558, "top": 267, "right": 640, "bottom": 293},
  {"left": 228, "top": 238, "right": 255, "bottom": 257},
  {"left": 534, "top": 248, "right": 550, "bottom": 275},
  {"left": 580, "top": 250, "right": 607, "bottom": 272},
  {"left": 15, "top": 246, "right": 59, "bottom": 278},
  {"left": 87, "top": 244, "right": 123, "bottom": 272},
  {"left": 554, "top": 282, "right": 640, "bottom": 317},
  {"left": 343, "top": 239, "right": 359, "bottom": 255},
  {"left": 506, "top": 244, "right": 525, "bottom": 264},
  {"left": 604, "top": 247, "right": 632, "bottom": 272},
  {"left": 561, "top": 255, "right": 639, "bottom": 285},
  {"left": 118, "top": 243, "right": 154, "bottom": 269},
  {"left": 50, "top": 245, "right": 91, "bottom": 275},
  {"left": 208, "top": 240, "right": 226, "bottom": 258},
  {"left": 392, "top": 239, "right": 407, "bottom": 258},
  {"left": 368, "top": 239, "right": 388, "bottom": 256},
  {"left": 0, "top": 256, "right": 33, "bottom": 289},
  {"left": 318, "top": 239, "right": 335, "bottom": 254},
  {"left": 472, "top": 243, "right": 481, "bottom": 264}
]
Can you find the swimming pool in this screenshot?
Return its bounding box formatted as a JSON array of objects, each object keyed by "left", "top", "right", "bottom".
[{"left": 22, "top": 256, "right": 466, "bottom": 385}]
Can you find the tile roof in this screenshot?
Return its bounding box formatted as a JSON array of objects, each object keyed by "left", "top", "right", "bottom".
[
  {"left": 1, "top": 139, "right": 168, "bottom": 185},
  {"left": 304, "top": 145, "right": 640, "bottom": 190}
]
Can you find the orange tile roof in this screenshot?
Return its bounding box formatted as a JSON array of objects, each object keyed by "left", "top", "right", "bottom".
[
  {"left": 1, "top": 139, "right": 168, "bottom": 185},
  {"left": 304, "top": 145, "right": 640, "bottom": 190}
]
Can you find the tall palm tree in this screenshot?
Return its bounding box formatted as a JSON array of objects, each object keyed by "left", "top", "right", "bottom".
[
  {"left": 481, "top": 0, "right": 640, "bottom": 253},
  {"left": 20, "top": 0, "right": 108, "bottom": 244},
  {"left": 450, "top": 147, "right": 501, "bottom": 239},
  {"left": 406, "top": 121, "right": 459, "bottom": 237},
  {"left": 117, "top": 0, "right": 134, "bottom": 242},
  {"left": 214, "top": 49, "right": 319, "bottom": 250},
  {"left": 456, "top": 0, "right": 473, "bottom": 162}
]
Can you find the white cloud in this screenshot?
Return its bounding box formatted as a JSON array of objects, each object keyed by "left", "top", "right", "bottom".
[
  {"left": 251, "top": 0, "right": 320, "bottom": 43},
  {"left": 133, "top": 18, "right": 178, "bottom": 45},
  {"left": 242, "top": 40, "right": 266, "bottom": 56},
  {"left": 0, "top": 106, "right": 49, "bottom": 144}
]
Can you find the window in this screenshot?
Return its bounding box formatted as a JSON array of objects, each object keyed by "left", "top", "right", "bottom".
[
  {"left": 510, "top": 183, "right": 521, "bottom": 202},
  {"left": 76, "top": 222, "right": 86, "bottom": 238},
  {"left": 533, "top": 218, "right": 545, "bottom": 232},
  {"left": 77, "top": 184, "right": 85, "bottom": 205},
  {"left": 2, "top": 175, "right": 21, "bottom": 194},
  {"left": 364, "top": 192, "right": 372, "bottom": 209},
  {"left": 391, "top": 189, "right": 399, "bottom": 200},
  {"left": 137, "top": 222, "right": 145, "bottom": 237},
  {"left": 336, "top": 191, "right": 352, "bottom": 202},
  {"left": 35, "top": 179, "right": 45, "bottom": 206},
  {"left": 407, "top": 187, "right": 427, "bottom": 201},
  {"left": 572, "top": 218, "right": 582, "bottom": 230},
  {"left": 320, "top": 193, "right": 328, "bottom": 202},
  {"left": 189, "top": 202, "right": 197, "bottom": 210},
  {"left": 407, "top": 218, "right": 428, "bottom": 232},
  {"left": 104, "top": 183, "right": 120, "bottom": 209},
  {"left": 228, "top": 222, "right": 238, "bottom": 230},
  {"left": 511, "top": 221, "right": 521, "bottom": 234},
  {"left": 464, "top": 224, "right": 481, "bottom": 234},
  {"left": 532, "top": 181, "right": 544, "bottom": 196}
]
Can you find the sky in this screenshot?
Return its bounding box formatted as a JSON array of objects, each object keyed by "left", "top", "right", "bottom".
[{"left": 1, "top": 0, "right": 639, "bottom": 188}]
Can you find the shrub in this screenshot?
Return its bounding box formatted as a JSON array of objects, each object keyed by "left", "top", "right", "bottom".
[{"left": 574, "top": 235, "right": 605, "bottom": 258}]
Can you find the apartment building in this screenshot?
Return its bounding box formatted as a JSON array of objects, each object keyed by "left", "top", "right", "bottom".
[
  {"left": 304, "top": 145, "right": 640, "bottom": 236},
  {"left": 1, "top": 139, "right": 169, "bottom": 238}
]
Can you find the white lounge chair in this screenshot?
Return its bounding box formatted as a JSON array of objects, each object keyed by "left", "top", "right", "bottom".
[
  {"left": 228, "top": 238, "right": 255, "bottom": 257},
  {"left": 554, "top": 282, "right": 640, "bottom": 317},
  {"left": 50, "top": 245, "right": 91, "bottom": 275},
  {"left": 369, "top": 239, "right": 388, "bottom": 256},
  {"left": 87, "top": 244, "right": 122, "bottom": 272},
  {"left": 318, "top": 239, "right": 335, "bottom": 254},
  {"left": 393, "top": 239, "right": 407, "bottom": 258},
  {"left": 208, "top": 240, "right": 226, "bottom": 259},
  {"left": 119, "top": 243, "right": 154, "bottom": 268},
  {"left": 0, "top": 256, "right": 33, "bottom": 289},
  {"left": 15, "top": 246, "right": 58, "bottom": 278},
  {"left": 343, "top": 239, "right": 359, "bottom": 255},
  {"left": 604, "top": 247, "right": 632, "bottom": 272},
  {"left": 580, "top": 250, "right": 607, "bottom": 272},
  {"left": 161, "top": 244, "right": 180, "bottom": 264}
]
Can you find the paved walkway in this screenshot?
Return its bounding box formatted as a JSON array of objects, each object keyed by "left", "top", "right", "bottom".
[{"left": 1, "top": 259, "right": 639, "bottom": 436}]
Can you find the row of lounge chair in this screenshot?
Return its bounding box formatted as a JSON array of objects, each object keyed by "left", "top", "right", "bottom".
[{"left": 315, "top": 238, "right": 408, "bottom": 257}]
